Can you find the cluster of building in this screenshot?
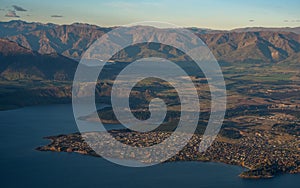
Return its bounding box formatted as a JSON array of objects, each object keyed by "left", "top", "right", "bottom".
[{"left": 37, "top": 128, "right": 300, "bottom": 178}]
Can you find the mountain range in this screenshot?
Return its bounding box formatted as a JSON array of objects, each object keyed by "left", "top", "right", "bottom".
[{"left": 0, "top": 20, "right": 300, "bottom": 81}]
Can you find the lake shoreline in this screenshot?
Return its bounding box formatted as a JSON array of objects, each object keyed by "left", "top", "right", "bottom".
[{"left": 36, "top": 131, "right": 300, "bottom": 179}]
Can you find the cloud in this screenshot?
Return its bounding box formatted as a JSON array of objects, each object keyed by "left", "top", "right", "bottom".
[
  {"left": 5, "top": 10, "right": 20, "bottom": 18},
  {"left": 51, "top": 15, "right": 63, "bottom": 18},
  {"left": 12, "top": 5, "right": 27, "bottom": 11}
]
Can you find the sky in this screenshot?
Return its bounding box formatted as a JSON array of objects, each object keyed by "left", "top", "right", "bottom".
[{"left": 0, "top": 0, "right": 300, "bottom": 29}]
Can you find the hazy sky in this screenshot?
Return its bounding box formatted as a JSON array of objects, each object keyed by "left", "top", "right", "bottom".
[{"left": 1, "top": 0, "right": 300, "bottom": 29}]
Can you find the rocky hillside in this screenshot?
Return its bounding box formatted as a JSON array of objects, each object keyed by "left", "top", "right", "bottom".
[
  {"left": 199, "top": 31, "right": 300, "bottom": 63},
  {"left": 1, "top": 20, "right": 111, "bottom": 60},
  {"left": 0, "top": 38, "right": 77, "bottom": 81}
]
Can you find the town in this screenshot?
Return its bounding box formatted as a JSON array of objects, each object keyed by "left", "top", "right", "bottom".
[{"left": 37, "top": 119, "right": 300, "bottom": 179}]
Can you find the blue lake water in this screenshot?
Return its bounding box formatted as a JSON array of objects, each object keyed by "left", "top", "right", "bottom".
[{"left": 0, "top": 104, "right": 299, "bottom": 188}]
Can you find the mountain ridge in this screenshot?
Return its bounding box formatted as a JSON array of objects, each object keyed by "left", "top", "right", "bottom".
[{"left": 1, "top": 20, "right": 299, "bottom": 64}]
